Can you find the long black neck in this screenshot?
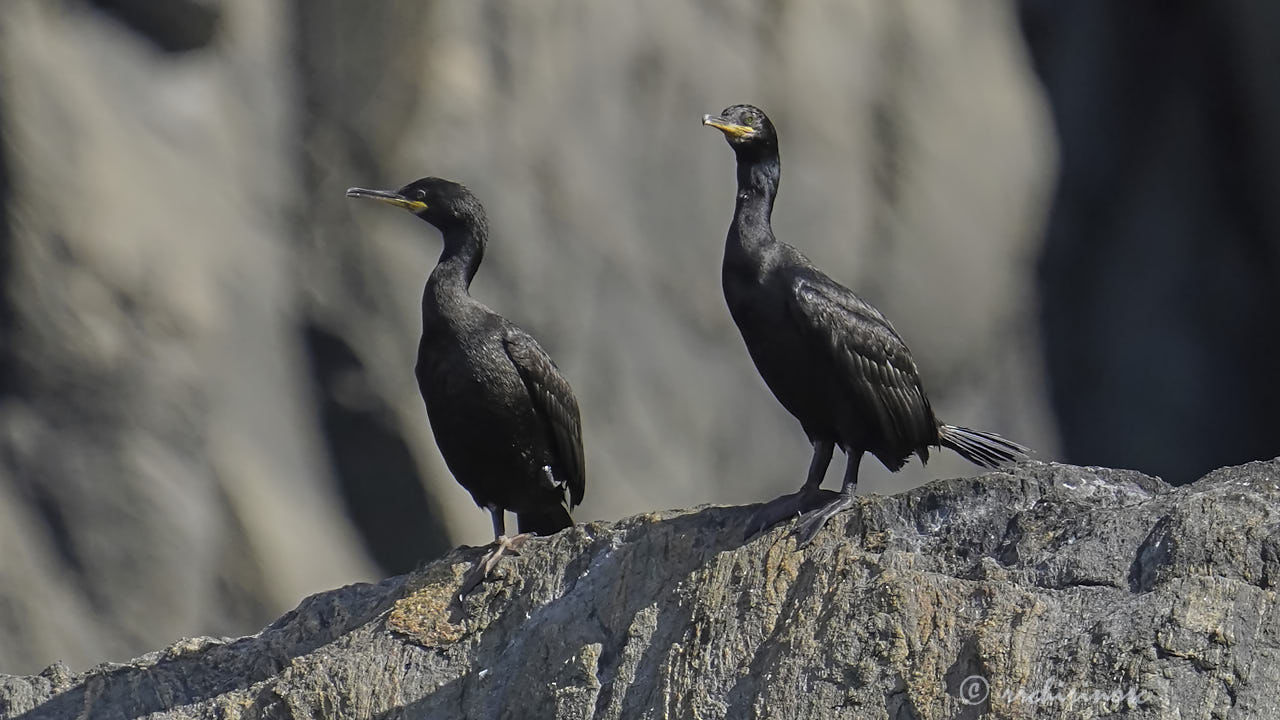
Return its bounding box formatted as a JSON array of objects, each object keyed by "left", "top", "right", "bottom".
[
  {"left": 424, "top": 220, "right": 487, "bottom": 321},
  {"left": 728, "top": 145, "right": 781, "bottom": 261}
]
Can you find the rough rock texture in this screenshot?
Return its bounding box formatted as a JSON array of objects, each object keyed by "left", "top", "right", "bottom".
[
  {"left": 0, "top": 0, "right": 374, "bottom": 675},
  {"left": 0, "top": 0, "right": 1052, "bottom": 673},
  {"left": 5, "top": 460, "right": 1279, "bottom": 720}
]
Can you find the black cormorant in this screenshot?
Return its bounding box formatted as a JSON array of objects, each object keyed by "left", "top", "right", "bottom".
[
  {"left": 346, "top": 178, "right": 585, "bottom": 572},
  {"left": 703, "top": 104, "right": 1028, "bottom": 546}
]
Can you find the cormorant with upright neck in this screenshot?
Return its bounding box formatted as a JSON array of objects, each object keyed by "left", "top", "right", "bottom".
[
  {"left": 702, "top": 104, "right": 1027, "bottom": 546},
  {"left": 346, "top": 178, "right": 585, "bottom": 571}
]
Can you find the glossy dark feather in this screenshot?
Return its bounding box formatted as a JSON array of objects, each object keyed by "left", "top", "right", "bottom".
[
  {"left": 788, "top": 274, "right": 938, "bottom": 469},
  {"left": 704, "top": 104, "right": 1028, "bottom": 545},
  {"left": 348, "top": 177, "right": 585, "bottom": 544},
  {"left": 503, "top": 328, "right": 586, "bottom": 507}
]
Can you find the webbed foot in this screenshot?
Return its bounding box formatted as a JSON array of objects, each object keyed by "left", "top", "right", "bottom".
[
  {"left": 458, "top": 532, "right": 534, "bottom": 597},
  {"left": 791, "top": 493, "right": 856, "bottom": 548},
  {"left": 744, "top": 488, "right": 839, "bottom": 540}
]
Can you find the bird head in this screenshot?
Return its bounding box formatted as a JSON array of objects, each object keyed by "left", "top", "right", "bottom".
[
  {"left": 345, "top": 177, "right": 486, "bottom": 232},
  {"left": 702, "top": 104, "right": 778, "bottom": 151}
]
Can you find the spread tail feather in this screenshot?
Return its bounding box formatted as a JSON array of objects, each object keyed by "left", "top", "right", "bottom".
[{"left": 938, "top": 424, "right": 1029, "bottom": 469}]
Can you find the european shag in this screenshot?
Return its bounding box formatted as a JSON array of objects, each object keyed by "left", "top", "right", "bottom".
[
  {"left": 346, "top": 178, "right": 585, "bottom": 572},
  {"left": 703, "top": 104, "right": 1028, "bottom": 546}
]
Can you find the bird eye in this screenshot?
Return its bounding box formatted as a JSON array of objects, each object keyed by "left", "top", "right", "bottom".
[{"left": 413, "top": 189, "right": 427, "bottom": 201}]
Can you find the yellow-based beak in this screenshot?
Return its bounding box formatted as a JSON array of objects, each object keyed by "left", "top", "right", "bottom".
[
  {"left": 702, "top": 115, "right": 756, "bottom": 139},
  {"left": 345, "top": 187, "right": 428, "bottom": 213}
]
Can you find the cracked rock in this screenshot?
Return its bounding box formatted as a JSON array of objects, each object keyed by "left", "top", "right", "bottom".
[
  {"left": 2, "top": 456, "right": 1280, "bottom": 712},
  {"left": 5, "top": 459, "right": 1280, "bottom": 719}
]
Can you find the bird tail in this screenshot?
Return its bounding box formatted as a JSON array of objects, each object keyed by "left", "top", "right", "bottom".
[
  {"left": 938, "top": 424, "right": 1029, "bottom": 469},
  {"left": 516, "top": 502, "right": 574, "bottom": 536}
]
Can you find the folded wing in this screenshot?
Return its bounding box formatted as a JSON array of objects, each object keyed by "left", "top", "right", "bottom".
[
  {"left": 788, "top": 274, "right": 938, "bottom": 463},
  {"left": 503, "top": 328, "right": 586, "bottom": 507}
]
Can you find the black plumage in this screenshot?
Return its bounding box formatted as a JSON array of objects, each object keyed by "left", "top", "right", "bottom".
[
  {"left": 346, "top": 178, "right": 585, "bottom": 562},
  {"left": 703, "top": 104, "right": 1027, "bottom": 545}
]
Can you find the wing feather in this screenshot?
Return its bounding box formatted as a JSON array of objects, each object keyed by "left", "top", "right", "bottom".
[
  {"left": 502, "top": 329, "right": 586, "bottom": 507},
  {"left": 788, "top": 274, "right": 935, "bottom": 453}
]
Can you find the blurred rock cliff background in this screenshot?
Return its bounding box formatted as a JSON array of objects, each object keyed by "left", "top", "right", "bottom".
[{"left": 1, "top": 0, "right": 1275, "bottom": 674}]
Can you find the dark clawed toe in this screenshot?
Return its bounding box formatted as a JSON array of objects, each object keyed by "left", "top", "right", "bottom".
[
  {"left": 744, "top": 489, "right": 839, "bottom": 541},
  {"left": 791, "top": 495, "right": 854, "bottom": 548},
  {"left": 792, "top": 511, "right": 831, "bottom": 548},
  {"left": 743, "top": 506, "right": 779, "bottom": 541},
  {"left": 744, "top": 497, "right": 800, "bottom": 541}
]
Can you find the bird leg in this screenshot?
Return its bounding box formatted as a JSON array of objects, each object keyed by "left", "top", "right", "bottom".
[
  {"left": 792, "top": 450, "right": 862, "bottom": 547},
  {"left": 744, "top": 440, "right": 838, "bottom": 539},
  {"left": 459, "top": 506, "right": 533, "bottom": 597}
]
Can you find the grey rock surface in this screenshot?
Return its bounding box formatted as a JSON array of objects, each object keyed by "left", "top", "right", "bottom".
[
  {"left": 0, "top": 0, "right": 383, "bottom": 673},
  {"left": 4, "top": 459, "right": 1279, "bottom": 720},
  {"left": 0, "top": 0, "right": 1053, "bottom": 673}
]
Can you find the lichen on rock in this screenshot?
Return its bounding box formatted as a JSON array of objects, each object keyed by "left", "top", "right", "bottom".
[{"left": 4, "top": 460, "right": 1280, "bottom": 719}]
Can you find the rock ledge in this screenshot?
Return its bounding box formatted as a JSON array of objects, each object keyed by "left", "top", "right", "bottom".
[{"left": 4, "top": 460, "right": 1280, "bottom": 719}]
